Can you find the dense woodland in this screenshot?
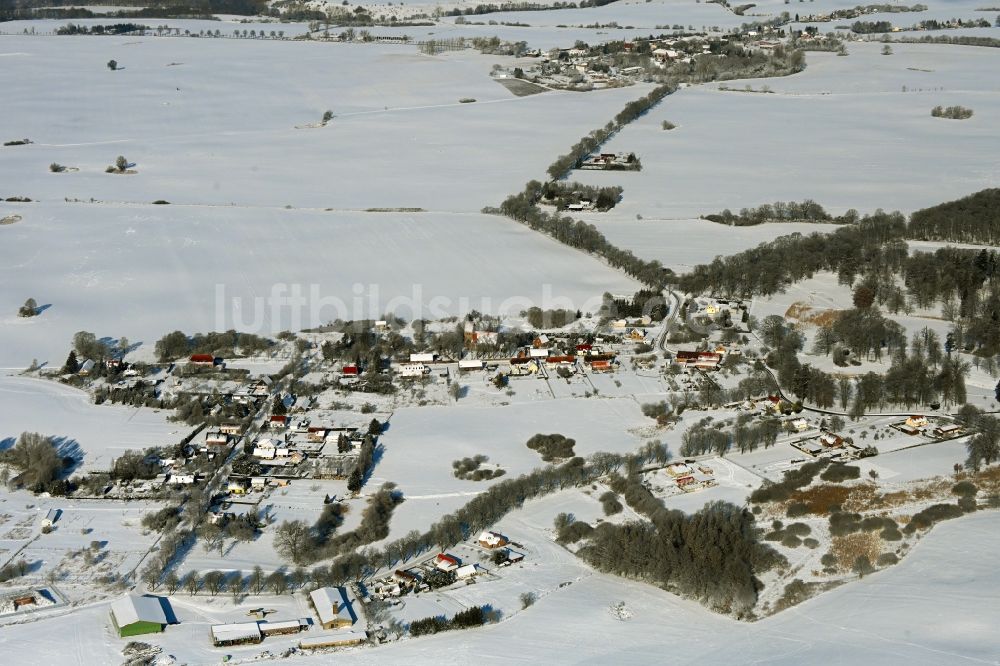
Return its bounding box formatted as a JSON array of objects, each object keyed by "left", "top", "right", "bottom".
[{"left": 575, "top": 474, "right": 783, "bottom": 616}]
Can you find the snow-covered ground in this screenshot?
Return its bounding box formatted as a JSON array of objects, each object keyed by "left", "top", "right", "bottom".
[
  {"left": 0, "top": 203, "right": 638, "bottom": 369},
  {"left": 576, "top": 42, "right": 1000, "bottom": 223},
  {"left": 0, "top": 375, "right": 182, "bottom": 472}
]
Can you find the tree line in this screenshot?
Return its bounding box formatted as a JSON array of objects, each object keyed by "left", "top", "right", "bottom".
[{"left": 154, "top": 329, "right": 273, "bottom": 362}]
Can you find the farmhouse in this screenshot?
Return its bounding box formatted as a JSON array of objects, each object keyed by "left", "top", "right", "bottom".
[
  {"left": 790, "top": 418, "right": 810, "bottom": 432},
  {"left": 110, "top": 594, "right": 170, "bottom": 637},
  {"left": 205, "top": 430, "right": 229, "bottom": 446},
  {"left": 905, "top": 415, "right": 929, "bottom": 429},
  {"left": 219, "top": 422, "right": 243, "bottom": 436},
  {"left": 819, "top": 433, "right": 845, "bottom": 448},
  {"left": 674, "top": 351, "right": 722, "bottom": 370},
  {"left": 435, "top": 553, "right": 460, "bottom": 572},
  {"left": 309, "top": 586, "right": 359, "bottom": 630},
  {"left": 189, "top": 354, "right": 216, "bottom": 366},
  {"left": 253, "top": 438, "right": 279, "bottom": 459},
  {"left": 934, "top": 423, "right": 963, "bottom": 438},
  {"left": 478, "top": 531, "right": 508, "bottom": 549},
  {"left": 211, "top": 622, "right": 263, "bottom": 647}
]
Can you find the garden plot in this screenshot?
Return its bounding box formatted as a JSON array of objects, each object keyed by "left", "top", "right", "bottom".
[
  {"left": 178, "top": 478, "right": 363, "bottom": 573},
  {"left": 572, "top": 42, "right": 1000, "bottom": 224},
  {"left": 0, "top": 494, "right": 162, "bottom": 586},
  {"left": 0, "top": 204, "right": 638, "bottom": 369},
  {"left": 0, "top": 376, "right": 182, "bottom": 473}
]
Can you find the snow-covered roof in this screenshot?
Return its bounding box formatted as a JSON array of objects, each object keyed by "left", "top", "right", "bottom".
[
  {"left": 110, "top": 594, "right": 168, "bottom": 627},
  {"left": 211, "top": 622, "right": 262, "bottom": 643},
  {"left": 309, "top": 587, "right": 357, "bottom": 627}
]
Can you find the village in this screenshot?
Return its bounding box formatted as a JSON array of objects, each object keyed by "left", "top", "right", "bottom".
[{"left": 0, "top": 278, "right": 987, "bottom": 660}]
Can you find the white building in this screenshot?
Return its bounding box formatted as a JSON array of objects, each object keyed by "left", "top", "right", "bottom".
[{"left": 398, "top": 363, "right": 429, "bottom": 378}]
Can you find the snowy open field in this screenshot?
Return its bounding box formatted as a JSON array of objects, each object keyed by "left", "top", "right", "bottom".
[
  {"left": 0, "top": 36, "right": 646, "bottom": 210},
  {"left": 0, "top": 202, "right": 638, "bottom": 369},
  {"left": 0, "top": 34, "right": 653, "bottom": 367},
  {"left": 575, "top": 42, "right": 1000, "bottom": 226},
  {"left": 0, "top": 376, "right": 182, "bottom": 472}
]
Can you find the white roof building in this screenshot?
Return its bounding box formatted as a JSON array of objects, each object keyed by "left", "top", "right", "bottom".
[
  {"left": 309, "top": 586, "right": 361, "bottom": 630},
  {"left": 211, "top": 621, "right": 262, "bottom": 646},
  {"left": 110, "top": 594, "right": 168, "bottom": 629},
  {"left": 455, "top": 564, "right": 478, "bottom": 579}
]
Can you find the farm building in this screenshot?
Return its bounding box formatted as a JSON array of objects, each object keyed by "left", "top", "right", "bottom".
[
  {"left": 210, "top": 622, "right": 263, "bottom": 647},
  {"left": 40, "top": 508, "right": 59, "bottom": 528},
  {"left": 409, "top": 352, "right": 436, "bottom": 363},
  {"left": 189, "top": 354, "right": 217, "bottom": 366},
  {"left": 109, "top": 595, "right": 170, "bottom": 637},
  {"left": 455, "top": 564, "right": 479, "bottom": 580},
  {"left": 300, "top": 631, "right": 366, "bottom": 649},
  {"left": 309, "top": 587, "right": 359, "bottom": 630},
  {"left": 259, "top": 618, "right": 309, "bottom": 637},
  {"left": 458, "top": 359, "right": 484, "bottom": 371},
  {"left": 398, "top": 363, "right": 429, "bottom": 378}
]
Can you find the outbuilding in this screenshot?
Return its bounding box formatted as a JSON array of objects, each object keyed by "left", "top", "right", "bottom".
[
  {"left": 211, "top": 622, "right": 262, "bottom": 647},
  {"left": 110, "top": 594, "right": 170, "bottom": 637},
  {"left": 40, "top": 508, "right": 60, "bottom": 528}
]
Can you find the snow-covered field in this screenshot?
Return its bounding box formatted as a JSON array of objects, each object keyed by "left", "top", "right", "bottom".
[
  {"left": 576, "top": 43, "right": 1000, "bottom": 223},
  {"left": 0, "top": 203, "right": 638, "bottom": 369},
  {"left": 0, "top": 376, "right": 182, "bottom": 472},
  {"left": 0, "top": 34, "right": 653, "bottom": 367}
]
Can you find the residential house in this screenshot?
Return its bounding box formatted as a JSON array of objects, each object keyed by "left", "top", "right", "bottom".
[
  {"left": 478, "top": 531, "right": 508, "bottom": 549},
  {"left": 309, "top": 587, "right": 359, "bottom": 630},
  {"left": 205, "top": 430, "right": 229, "bottom": 447},
  {"left": 435, "top": 553, "right": 460, "bottom": 572}
]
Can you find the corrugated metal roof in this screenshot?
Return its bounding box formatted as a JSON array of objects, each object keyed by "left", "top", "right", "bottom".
[{"left": 111, "top": 594, "right": 168, "bottom": 627}]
